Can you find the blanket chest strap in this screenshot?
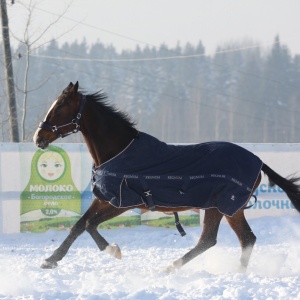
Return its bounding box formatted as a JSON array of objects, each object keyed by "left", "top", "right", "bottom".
[{"left": 140, "top": 178, "right": 156, "bottom": 211}]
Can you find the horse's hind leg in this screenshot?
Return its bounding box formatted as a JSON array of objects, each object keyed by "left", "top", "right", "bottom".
[
  {"left": 166, "top": 208, "right": 223, "bottom": 272},
  {"left": 225, "top": 209, "right": 256, "bottom": 273}
]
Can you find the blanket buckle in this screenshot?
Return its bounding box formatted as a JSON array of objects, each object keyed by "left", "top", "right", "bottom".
[
  {"left": 144, "top": 190, "right": 152, "bottom": 197},
  {"left": 143, "top": 189, "right": 155, "bottom": 211}
]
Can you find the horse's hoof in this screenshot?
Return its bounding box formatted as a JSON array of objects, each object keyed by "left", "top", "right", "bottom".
[
  {"left": 237, "top": 265, "right": 247, "bottom": 274},
  {"left": 40, "top": 260, "right": 58, "bottom": 269},
  {"left": 164, "top": 258, "right": 183, "bottom": 273},
  {"left": 164, "top": 265, "right": 177, "bottom": 273},
  {"left": 105, "top": 243, "right": 122, "bottom": 259}
]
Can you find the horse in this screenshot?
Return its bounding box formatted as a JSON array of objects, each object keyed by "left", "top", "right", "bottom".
[{"left": 33, "top": 81, "right": 300, "bottom": 272}]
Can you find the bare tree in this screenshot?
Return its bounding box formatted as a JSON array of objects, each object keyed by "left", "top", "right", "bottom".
[
  {"left": 9, "top": 0, "right": 78, "bottom": 141},
  {"left": 1, "top": 0, "right": 19, "bottom": 142}
]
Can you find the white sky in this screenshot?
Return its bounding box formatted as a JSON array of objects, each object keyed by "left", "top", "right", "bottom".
[{"left": 6, "top": 0, "right": 300, "bottom": 55}]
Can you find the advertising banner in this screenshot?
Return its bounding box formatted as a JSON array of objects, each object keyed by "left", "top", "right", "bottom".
[
  {"left": 0, "top": 143, "right": 91, "bottom": 233},
  {"left": 0, "top": 143, "right": 300, "bottom": 233},
  {"left": 242, "top": 144, "right": 299, "bottom": 220}
]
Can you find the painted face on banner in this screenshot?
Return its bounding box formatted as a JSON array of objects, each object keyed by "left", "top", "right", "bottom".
[{"left": 37, "top": 151, "right": 65, "bottom": 181}]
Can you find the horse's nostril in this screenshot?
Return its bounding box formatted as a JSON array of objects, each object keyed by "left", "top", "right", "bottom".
[
  {"left": 35, "top": 135, "right": 42, "bottom": 144},
  {"left": 34, "top": 134, "right": 46, "bottom": 148},
  {"left": 36, "top": 136, "right": 49, "bottom": 149}
]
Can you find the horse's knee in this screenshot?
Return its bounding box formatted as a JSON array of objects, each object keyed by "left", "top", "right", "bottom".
[
  {"left": 85, "top": 219, "right": 97, "bottom": 234},
  {"left": 70, "top": 217, "right": 87, "bottom": 236}
]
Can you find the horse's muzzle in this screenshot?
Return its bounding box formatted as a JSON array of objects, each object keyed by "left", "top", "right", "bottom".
[{"left": 33, "top": 129, "right": 49, "bottom": 149}]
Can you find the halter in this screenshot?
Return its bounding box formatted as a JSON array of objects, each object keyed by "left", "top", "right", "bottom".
[{"left": 38, "top": 94, "right": 87, "bottom": 138}]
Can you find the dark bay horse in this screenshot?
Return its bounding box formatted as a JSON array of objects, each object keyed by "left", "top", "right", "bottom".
[{"left": 33, "top": 82, "right": 300, "bottom": 272}]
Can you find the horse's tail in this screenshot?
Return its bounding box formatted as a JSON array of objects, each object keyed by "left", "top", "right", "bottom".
[{"left": 262, "top": 163, "right": 300, "bottom": 213}]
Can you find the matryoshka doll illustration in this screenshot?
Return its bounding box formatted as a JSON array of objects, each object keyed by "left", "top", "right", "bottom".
[{"left": 20, "top": 145, "right": 81, "bottom": 232}]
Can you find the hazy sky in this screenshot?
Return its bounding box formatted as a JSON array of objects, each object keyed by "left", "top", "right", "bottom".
[{"left": 7, "top": 0, "right": 300, "bottom": 55}]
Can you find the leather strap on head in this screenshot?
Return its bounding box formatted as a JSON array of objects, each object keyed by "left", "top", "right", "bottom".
[{"left": 39, "top": 95, "right": 87, "bottom": 138}]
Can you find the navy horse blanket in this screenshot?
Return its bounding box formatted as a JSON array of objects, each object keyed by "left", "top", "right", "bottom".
[{"left": 92, "top": 132, "right": 263, "bottom": 216}]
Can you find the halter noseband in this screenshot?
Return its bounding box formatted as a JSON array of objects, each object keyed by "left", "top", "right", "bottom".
[{"left": 38, "top": 94, "right": 87, "bottom": 138}]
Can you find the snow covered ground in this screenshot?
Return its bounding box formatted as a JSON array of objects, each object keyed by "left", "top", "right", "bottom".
[{"left": 0, "top": 215, "right": 300, "bottom": 299}]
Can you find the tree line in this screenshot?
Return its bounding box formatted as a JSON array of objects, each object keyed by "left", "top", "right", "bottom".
[{"left": 1, "top": 36, "right": 300, "bottom": 143}]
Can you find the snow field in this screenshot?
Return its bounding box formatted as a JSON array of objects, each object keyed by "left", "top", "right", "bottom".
[{"left": 0, "top": 216, "right": 299, "bottom": 299}]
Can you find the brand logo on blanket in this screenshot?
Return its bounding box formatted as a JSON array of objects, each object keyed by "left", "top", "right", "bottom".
[
  {"left": 168, "top": 176, "right": 183, "bottom": 180},
  {"left": 99, "top": 171, "right": 117, "bottom": 177},
  {"left": 107, "top": 172, "right": 117, "bottom": 177},
  {"left": 231, "top": 195, "right": 235, "bottom": 201},
  {"left": 190, "top": 175, "right": 205, "bottom": 180},
  {"left": 145, "top": 175, "right": 161, "bottom": 180},
  {"left": 124, "top": 174, "right": 139, "bottom": 179},
  {"left": 211, "top": 174, "right": 226, "bottom": 178},
  {"left": 231, "top": 178, "right": 243, "bottom": 186}
]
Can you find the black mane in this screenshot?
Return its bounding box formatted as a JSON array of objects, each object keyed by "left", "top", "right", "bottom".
[{"left": 83, "top": 91, "right": 136, "bottom": 129}]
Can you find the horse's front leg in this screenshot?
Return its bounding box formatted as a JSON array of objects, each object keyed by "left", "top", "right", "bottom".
[
  {"left": 41, "top": 199, "right": 125, "bottom": 269},
  {"left": 85, "top": 201, "right": 128, "bottom": 259},
  {"left": 40, "top": 217, "right": 86, "bottom": 269}
]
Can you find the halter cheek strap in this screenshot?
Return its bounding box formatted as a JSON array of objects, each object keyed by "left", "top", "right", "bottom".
[{"left": 39, "top": 95, "right": 87, "bottom": 138}]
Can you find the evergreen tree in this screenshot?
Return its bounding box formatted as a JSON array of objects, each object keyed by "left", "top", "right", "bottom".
[
  {"left": 261, "top": 36, "right": 293, "bottom": 142},
  {"left": 1, "top": 36, "right": 300, "bottom": 143}
]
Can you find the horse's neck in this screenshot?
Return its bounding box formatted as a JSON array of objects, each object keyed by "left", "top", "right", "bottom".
[
  {"left": 83, "top": 132, "right": 135, "bottom": 167},
  {"left": 81, "top": 112, "right": 137, "bottom": 166}
]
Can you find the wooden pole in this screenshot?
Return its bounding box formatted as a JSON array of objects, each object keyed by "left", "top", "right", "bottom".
[{"left": 0, "top": 0, "right": 19, "bottom": 142}]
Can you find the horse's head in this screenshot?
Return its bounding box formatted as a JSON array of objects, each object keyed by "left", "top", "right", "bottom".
[{"left": 33, "top": 81, "right": 85, "bottom": 149}]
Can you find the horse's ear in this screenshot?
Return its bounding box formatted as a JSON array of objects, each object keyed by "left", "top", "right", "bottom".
[
  {"left": 63, "top": 82, "right": 73, "bottom": 93},
  {"left": 74, "top": 81, "right": 79, "bottom": 93},
  {"left": 68, "top": 81, "right": 79, "bottom": 96}
]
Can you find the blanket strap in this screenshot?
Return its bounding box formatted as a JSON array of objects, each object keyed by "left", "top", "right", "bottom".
[
  {"left": 140, "top": 178, "right": 156, "bottom": 211},
  {"left": 139, "top": 178, "right": 186, "bottom": 236},
  {"left": 173, "top": 212, "right": 186, "bottom": 237},
  {"left": 179, "top": 177, "right": 190, "bottom": 194},
  {"left": 244, "top": 194, "right": 257, "bottom": 210}
]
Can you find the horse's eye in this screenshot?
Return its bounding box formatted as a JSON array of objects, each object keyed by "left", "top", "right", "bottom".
[
  {"left": 54, "top": 102, "right": 64, "bottom": 113},
  {"left": 52, "top": 107, "right": 61, "bottom": 116}
]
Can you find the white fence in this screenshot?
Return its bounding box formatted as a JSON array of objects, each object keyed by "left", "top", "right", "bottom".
[{"left": 0, "top": 143, "right": 299, "bottom": 233}]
